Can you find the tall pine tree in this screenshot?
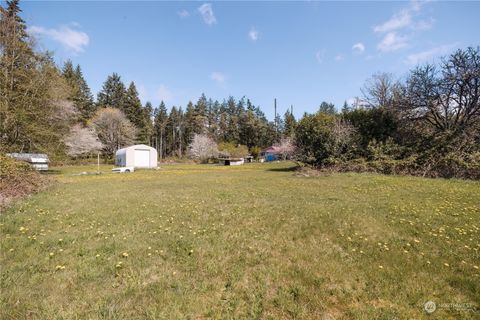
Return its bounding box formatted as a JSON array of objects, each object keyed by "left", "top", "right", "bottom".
[{"left": 96, "top": 73, "right": 126, "bottom": 110}]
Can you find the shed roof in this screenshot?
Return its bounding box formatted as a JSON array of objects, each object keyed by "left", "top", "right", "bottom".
[{"left": 7, "top": 153, "right": 49, "bottom": 162}]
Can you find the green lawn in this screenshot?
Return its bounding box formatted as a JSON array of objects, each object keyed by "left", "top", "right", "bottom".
[{"left": 1, "top": 162, "right": 479, "bottom": 319}]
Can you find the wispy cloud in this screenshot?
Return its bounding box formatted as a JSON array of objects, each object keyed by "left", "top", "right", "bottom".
[
  {"left": 352, "top": 42, "right": 365, "bottom": 54},
  {"left": 378, "top": 32, "right": 408, "bottom": 52},
  {"left": 373, "top": 8, "right": 414, "bottom": 34},
  {"left": 210, "top": 72, "right": 226, "bottom": 87},
  {"left": 315, "top": 49, "right": 326, "bottom": 63},
  {"left": 404, "top": 43, "right": 459, "bottom": 65},
  {"left": 198, "top": 3, "right": 216, "bottom": 25},
  {"left": 373, "top": 0, "right": 434, "bottom": 53},
  {"left": 178, "top": 10, "right": 190, "bottom": 18},
  {"left": 335, "top": 54, "right": 345, "bottom": 62},
  {"left": 29, "top": 24, "right": 89, "bottom": 54},
  {"left": 156, "top": 84, "right": 174, "bottom": 102},
  {"left": 249, "top": 27, "right": 259, "bottom": 41}
]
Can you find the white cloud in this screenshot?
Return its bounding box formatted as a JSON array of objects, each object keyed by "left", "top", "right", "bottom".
[
  {"left": 352, "top": 43, "right": 365, "bottom": 54},
  {"left": 210, "top": 72, "right": 226, "bottom": 86},
  {"left": 156, "top": 85, "right": 174, "bottom": 102},
  {"left": 249, "top": 27, "right": 259, "bottom": 41},
  {"left": 373, "top": 1, "right": 434, "bottom": 53},
  {"left": 178, "top": 10, "right": 190, "bottom": 18},
  {"left": 373, "top": 9, "right": 413, "bottom": 34},
  {"left": 198, "top": 3, "right": 216, "bottom": 25},
  {"left": 335, "top": 54, "right": 345, "bottom": 61},
  {"left": 315, "top": 49, "right": 326, "bottom": 63},
  {"left": 378, "top": 32, "right": 408, "bottom": 52},
  {"left": 404, "top": 43, "right": 458, "bottom": 65},
  {"left": 29, "top": 24, "right": 89, "bottom": 53}
]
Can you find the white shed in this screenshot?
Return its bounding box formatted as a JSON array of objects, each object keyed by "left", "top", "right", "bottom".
[{"left": 115, "top": 144, "right": 158, "bottom": 168}]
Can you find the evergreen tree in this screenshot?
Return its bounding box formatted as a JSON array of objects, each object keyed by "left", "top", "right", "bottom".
[
  {"left": 96, "top": 73, "right": 126, "bottom": 110},
  {"left": 318, "top": 101, "right": 336, "bottom": 114},
  {"left": 153, "top": 101, "right": 168, "bottom": 159},
  {"left": 123, "top": 81, "right": 143, "bottom": 127},
  {"left": 139, "top": 101, "right": 154, "bottom": 145},
  {"left": 62, "top": 61, "right": 95, "bottom": 123},
  {"left": 0, "top": 0, "right": 72, "bottom": 154},
  {"left": 283, "top": 109, "right": 297, "bottom": 138},
  {"left": 74, "top": 65, "right": 96, "bottom": 121}
]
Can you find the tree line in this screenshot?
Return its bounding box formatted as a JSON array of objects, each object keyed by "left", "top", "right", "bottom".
[
  {"left": 294, "top": 47, "right": 480, "bottom": 179},
  {"left": 0, "top": 0, "right": 292, "bottom": 160},
  {"left": 1, "top": 0, "right": 478, "bottom": 178}
]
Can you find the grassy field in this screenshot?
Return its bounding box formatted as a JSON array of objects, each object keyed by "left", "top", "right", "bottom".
[{"left": 1, "top": 162, "right": 479, "bottom": 319}]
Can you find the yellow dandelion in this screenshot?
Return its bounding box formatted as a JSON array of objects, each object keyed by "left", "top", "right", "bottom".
[
  {"left": 444, "top": 263, "right": 450, "bottom": 267},
  {"left": 378, "top": 265, "right": 384, "bottom": 269},
  {"left": 122, "top": 252, "right": 128, "bottom": 258},
  {"left": 474, "top": 265, "right": 479, "bottom": 270},
  {"left": 9, "top": 248, "right": 14, "bottom": 252},
  {"left": 49, "top": 252, "right": 54, "bottom": 257}
]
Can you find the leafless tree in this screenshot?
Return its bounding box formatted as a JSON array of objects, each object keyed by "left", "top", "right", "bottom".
[
  {"left": 64, "top": 124, "right": 103, "bottom": 157},
  {"left": 332, "top": 118, "right": 356, "bottom": 156},
  {"left": 402, "top": 47, "right": 480, "bottom": 134},
  {"left": 362, "top": 72, "right": 400, "bottom": 108},
  {"left": 188, "top": 133, "right": 218, "bottom": 163},
  {"left": 90, "top": 107, "right": 136, "bottom": 156}
]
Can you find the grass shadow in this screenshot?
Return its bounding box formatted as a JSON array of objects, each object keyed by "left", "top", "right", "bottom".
[
  {"left": 267, "top": 165, "right": 299, "bottom": 172},
  {"left": 40, "top": 170, "right": 62, "bottom": 175}
]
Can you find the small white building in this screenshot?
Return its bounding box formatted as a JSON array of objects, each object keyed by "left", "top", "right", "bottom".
[
  {"left": 7, "top": 153, "right": 49, "bottom": 171},
  {"left": 115, "top": 144, "right": 158, "bottom": 168},
  {"left": 218, "top": 158, "right": 244, "bottom": 166}
]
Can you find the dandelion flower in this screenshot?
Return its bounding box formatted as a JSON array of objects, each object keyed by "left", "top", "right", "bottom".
[
  {"left": 444, "top": 263, "right": 450, "bottom": 267},
  {"left": 122, "top": 252, "right": 129, "bottom": 258},
  {"left": 49, "top": 252, "right": 54, "bottom": 257},
  {"left": 9, "top": 248, "right": 14, "bottom": 252},
  {"left": 474, "top": 265, "right": 479, "bottom": 270},
  {"left": 379, "top": 265, "right": 384, "bottom": 269}
]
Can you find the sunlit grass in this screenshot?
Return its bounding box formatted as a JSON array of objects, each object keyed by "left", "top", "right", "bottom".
[{"left": 1, "top": 162, "right": 479, "bottom": 319}]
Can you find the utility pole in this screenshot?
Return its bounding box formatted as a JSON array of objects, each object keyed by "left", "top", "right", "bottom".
[{"left": 274, "top": 98, "right": 278, "bottom": 140}]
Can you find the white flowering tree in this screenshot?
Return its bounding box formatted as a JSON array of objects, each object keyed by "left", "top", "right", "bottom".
[
  {"left": 188, "top": 134, "right": 218, "bottom": 163},
  {"left": 65, "top": 124, "right": 103, "bottom": 157},
  {"left": 274, "top": 138, "right": 296, "bottom": 160}
]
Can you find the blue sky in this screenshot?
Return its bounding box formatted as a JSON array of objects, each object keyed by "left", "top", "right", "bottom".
[{"left": 16, "top": 0, "right": 480, "bottom": 119}]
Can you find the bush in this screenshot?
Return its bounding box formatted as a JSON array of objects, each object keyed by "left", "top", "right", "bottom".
[
  {"left": 294, "top": 112, "right": 336, "bottom": 166},
  {"left": 218, "top": 142, "right": 249, "bottom": 158},
  {"left": 0, "top": 155, "right": 50, "bottom": 209}
]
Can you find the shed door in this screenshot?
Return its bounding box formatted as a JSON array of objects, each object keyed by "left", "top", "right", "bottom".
[{"left": 134, "top": 149, "right": 150, "bottom": 167}]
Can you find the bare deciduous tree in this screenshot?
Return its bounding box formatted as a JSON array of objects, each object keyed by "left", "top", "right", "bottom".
[
  {"left": 64, "top": 124, "right": 103, "bottom": 157},
  {"left": 362, "top": 72, "right": 399, "bottom": 108},
  {"left": 90, "top": 107, "right": 136, "bottom": 156},
  {"left": 402, "top": 47, "right": 480, "bottom": 133},
  {"left": 188, "top": 134, "right": 218, "bottom": 163},
  {"left": 332, "top": 119, "right": 356, "bottom": 157}
]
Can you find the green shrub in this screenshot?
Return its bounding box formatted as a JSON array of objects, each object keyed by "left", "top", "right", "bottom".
[{"left": 0, "top": 155, "right": 50, "bottom": 208}]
